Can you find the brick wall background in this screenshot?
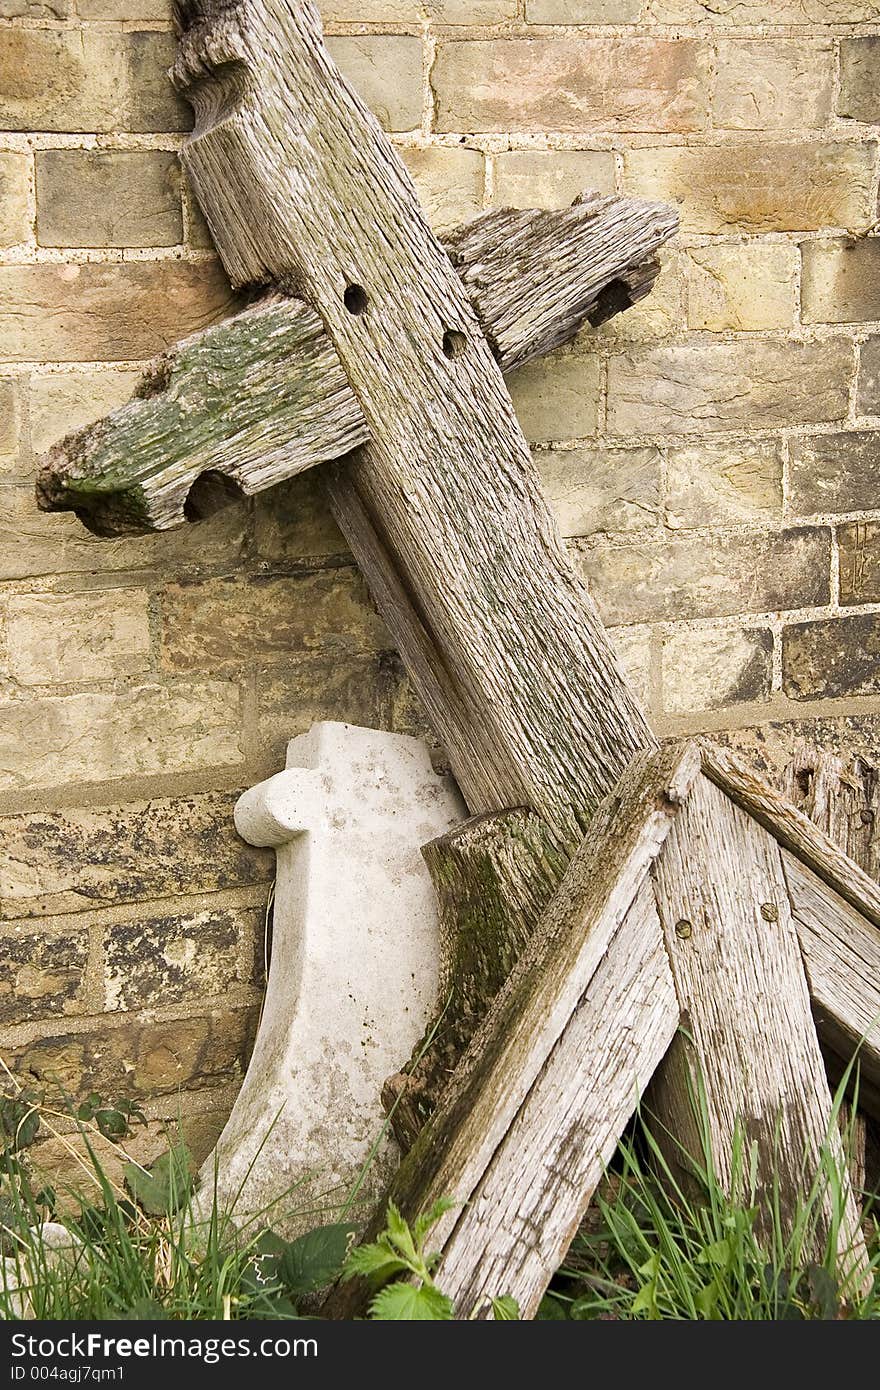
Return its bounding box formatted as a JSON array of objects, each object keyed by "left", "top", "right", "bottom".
[{"left": 2, "top": 0, "right": 880, "bottom": 1176}]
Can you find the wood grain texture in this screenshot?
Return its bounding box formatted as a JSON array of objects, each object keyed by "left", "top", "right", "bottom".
[
  {"left": 702, "top": 743, "right": 880, "bottom": 933},
  {"left": 37, "top": 197, "right": 675, "bottom": 537},
  {"left": 784, "top": 851, "right": 880, "bottom": 1115},
  {"left": 324, "top": 741, "right": 700, "bottom": 1318},
  {"left": 163, "top": 0, "right": 655, "bottom": 841},
  {"left": 384, "top": 807, "right": 569, "bottom": 1149},
  {"left": 782, "top": 744, "right": 880, "bottom": 884},
  {"left": 647, "top": 774, "right": 867, "bottom": 1274},
  {"left": 435, "top": 876, "right": 678, "bottom": 1319}
]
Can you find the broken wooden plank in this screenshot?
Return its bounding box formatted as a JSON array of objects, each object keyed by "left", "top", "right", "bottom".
[
  {"left": 38, "top": 195, "right": 676, "bottom": 537},
  {"left": 383, "top": 806, "right": 567, "bottom": 1150},
  {"left": 783, "top": 851, "right": 880, "bottom": 1117},
  {"left": 702, "top": 743, "right": 880, "bottom": 933},
  {"left": 324, "top": 741, "right": 700, "bottom": 1317},
  {"left": 646, "top": 774, "right": 867, "bottom": 1274},
  {"left": 162, "top": 0, "right": 655, "bottom": 844},
  {"left": 782, "top": 744, "right": 880, "bottom": 884}
]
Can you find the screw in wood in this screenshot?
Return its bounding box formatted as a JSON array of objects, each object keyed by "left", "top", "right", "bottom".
[
  {"left": 760, "top": 902, "right": 779, "bottom": 923},
  {"left": 674, "top": 919, "right": 693, "bottom": 940}
]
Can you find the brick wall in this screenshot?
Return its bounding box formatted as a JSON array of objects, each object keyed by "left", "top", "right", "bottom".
[{"left": 2, "top": 1, "right": 880, "bottom": 1168}]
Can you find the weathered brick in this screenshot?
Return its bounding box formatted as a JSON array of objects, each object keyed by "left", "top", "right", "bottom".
[
  {"left": 608, "top": 624, "right": 653, "bottom": 709},
  {"left": 802, "top": 239, "right": 880, "bottom": 325},
  {"left": 714, "top": 40, "right": 833, "bottom": 131},
  {"left": 36, "top": 151, "right": 182, "bottom": 249},
  {"left": 255, "top": 651, "right": 431, "bottom": 774},
  {"left": 77, "top": 0, "right": 172, "bottom": 16},
  {"left": 577, "top": 527, "right": 830, "bottom": 625},
  {"left": 0, "top": 262, "right": 236, "bottom": 363},
  {"left": 687, "top": 244, "right": 797, "bottom": 332},
  {"left": 0, "top": 151, "right": 30, "bottom": 247},
  {"left": 6, "top": 589, "right": 151, "bottom": 685},
  {"left": 652, "top": 0, "right": 880, "bottom": 18},
  {"left": 595, "top": 248, "right": 684, "bottom": 344},
  {"left": 788, "top": 432, "right": 880, "bottom": 517},
  {"left": 661, "top": 625, "right": 773, "bottom": 715},
  {"left": 0, "top": 0, "right": 69, "bottom": 13},
  {"left": 783, "top": 614, "right": 880, "bottom": 701},
  {"left": 525, "top": 0, "right": 643, "bottom": 20},
  {"left": 320, "top": 0, "right": 420, "bottom": 16},
  {"left": 0, "top": 379, "right": 21, "bottom": 475},
  {"left": 839, "top": 37, "right": 880, "bottom": 123},
  {"left": 28, "top": 368, "right": 143, "bottom": 459},
  {"left": 254, "top": 471, "right": 350, "bottom": 566},
  {"left": 0, "top": 791, "right": 272, "bottom": 921},
  {"left": 426, "top": 0, "right": 517, "bottom": 16},
  {"left": 0, "top": 485, "right": 246, "bottom": 582},
  {"left": 433, "top": 39, "right": 709, "bottom": 135},
  {"left": 0, "top": 30, "right": 189, "bottom": 134},
  {"left": 623, "top": 144, "right": 875, "bottom": 235},
  {"left": 492, "top": 150, "right": 616, "bottom": 210},
  {"left": 665, "top": 439, "right": 783, "bottom": 528},
  {"left": 0, "top": 681, "right": 242, "bottom": 792},
  {"left": 839, "top": 521, "right": 880, "bottom": 605},
  {"left": 105, "top": 907, "right": 256, "bottom": 1011},
  {"left": 857, "top": 334, "right": 880, "bottom": 416},
  {"left": 161, "top": 570, "right": 388, "bottom": 672},
  {"left": 538, "top": 446, "right": 662, "bottom": 538},
  {"left": 7, "top": 1007, "right": 259, "bottom": 1100},
  {"left": 400, "top": 147, "right": 483, "bottom": 233},
  {"left": 0, "top": 924, "right": 88, "bottom": 1026},
  {"left": 509, "top": 352, "right": 600, "bottom": 442},
  {"left": 327, "top": 36, "right": 423, "bottom": 132},
  {"left": 606, "top": 339, "right": 851, "bottom": 437}
]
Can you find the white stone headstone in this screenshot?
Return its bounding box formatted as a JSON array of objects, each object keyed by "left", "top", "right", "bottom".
[{"left": 197, "top": 722, "right": 465, "bottom": 1235}]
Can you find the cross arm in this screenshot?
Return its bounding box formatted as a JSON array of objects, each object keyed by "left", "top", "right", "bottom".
[{"left": 36, "top": 194, "right": 676, "bottom": 537}]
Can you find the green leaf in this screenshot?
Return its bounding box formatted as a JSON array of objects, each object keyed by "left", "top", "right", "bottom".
[
  {"left": 343, "top": 1240, "right": 409, "bottom": 1285},
  {"left": 695, "top": 1278, "right": 722, "bottom": 1319},
  {"left": 384, "top": 1202, "right": 418, "bottom": 1264},
  {"left": 491, "top": 1294, "right": 520, "bottom": 1320},
  {"left": 697, "top": 1238, "right": 731, "bottom": 1268},
  {"left": 412, "top": 1196, "right": 457, "bottom": 1247},
  {"left": 537, "top": 1294, "right": 569, "bottom": 1320},
  {"left": 123, "top": 1142, "right": 193, "bottom": 1216},
  {"left": 369, "top": 1282, "right": 454, "bottom": 1320},
  {"left": 278, "top": 1223, "right": 359, "bottom": 1295},
  {"left": 0, "top": 1093, "right": 40, "bottom": 1154}
]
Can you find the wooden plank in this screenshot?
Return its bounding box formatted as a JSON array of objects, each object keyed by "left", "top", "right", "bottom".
[
  {"left": 702, "top": 743, "right": 880, "bottom": 933},
  {"left": 384, "top": 806, "right": 567, "bottom": 1150},
  {"left": 435, "top": 877, "right": 678, "bottom": 1319},
  {"left": 324, "top": 741, "right": 700, "bottom": 1317},
  {"left": 37, "top": 195, "right": 676, "bottom": 537},
  {"left": 163, "top": 0, "right": 655, "bottom": 844},
  {"left": 782, "top": 744, "right": 880, "bottom": 883},
  {"left": 783, "top": 850, "right": 880, "bottom": 1115},
  {"left": 648, "top": 774, "right": 867, "bottom": 1273}
]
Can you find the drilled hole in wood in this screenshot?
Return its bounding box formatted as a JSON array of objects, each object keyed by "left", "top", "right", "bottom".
[
  {"left": 344, "top": 283, "right": 369, "bottom": 315},
  {"left": 442, "top": 329, "right": 467, "bottom": 359},
  {"left": 183, "top": 470, "right": 245, "bottom": 523}
]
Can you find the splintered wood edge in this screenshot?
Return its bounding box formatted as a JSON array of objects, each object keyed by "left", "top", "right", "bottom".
[{"left": 700, "top": 742, "right": 880, "bottom": 934}]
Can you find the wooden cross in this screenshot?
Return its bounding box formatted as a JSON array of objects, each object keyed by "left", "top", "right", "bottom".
[{"left": 37, "top": 0, "right": 880, "bottom": 1317}]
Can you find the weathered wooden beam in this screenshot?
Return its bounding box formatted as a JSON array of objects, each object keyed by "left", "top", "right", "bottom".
[
  {"left": 325, "top": 742, "right": 700, "bottom": 1318},
  {"left": 645, "top": 775, "right": 867, "bottom": 1274},
  {"left": 154, "top": 0, "right": 655, "bottom": 846},
  {"left": 37, "top": 195, "right": 676, "bottom": 537},
  {"left": 782, "top": 744, "right": 880, "bottom": 884}
]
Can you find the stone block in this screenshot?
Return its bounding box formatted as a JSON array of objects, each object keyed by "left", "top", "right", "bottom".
[
  {"left": 623, "top": 144, "right": 875, "bottom": 235},
  {"left": 606, "top": 339, "right": 851, "bottom": 437},
  {"left": 661, "top": 625, "right": 773, "bottom": 714},
  {"left": 400, "top": 146, "right": 483, "bottom": 233},
  {"left": 508, "top": 351, "right": 600, "bottom": 442},
  {"left": 802, "top": 238, "right": 880, "bottom": 324},
  {"left": 665, "top": 439, "right": 783, "bottom": 528},
  {"left": 104, "top": 907, "right": 256, "bottom": 1011},
  {"left": 0, "top": 790, "right": 272, "bottom": 921},
  {"left": 687, "top": 243, "right": 797, "bottom": 331},
  {"left": 0, "top": 379, "right": 21, "bottom": 475},
  {"left": 538, "top": 446, "right": 662, "bottom": 538},
  {"left": 857, "top": 335, "right": 880, "bottom": 415},
  {"left": 492, "top": 150, "right": 616, "bottom": 210},
  {"left": 839, "top": 37, "right": 880, "bottom": 123},
  {"left": 5, "top": 589, "right": 151, "bottom": 686},
  {"left": 28, "top": 368, "right": 143, "bottom": 459},
  {"left": 578, "top": 527, "right": 830, "bottom": 625},
  {"left": 0, "top": 151, "right": 30, "bottom": 247},
  {"left": 433, "top": 38, "right": 709, "bottom": 134},
  {"left": 0, "top": 923, "right": 88, "bottom": 1026},
  {"left": 327, "top": 36, "right": 423, "bottom": 132},
  {"left": 35, "top": 151, "right": 182, "bottom": 249},
  {"left": 839, "top": 521, "right": 880, "bottom": 605},
  {"left": 783, "top": 615, "right": 880, "bottom": 701},
  {"left": 713, "top": 39, "right": 833, "bottom": 131},
  {"left": 788, "top": 432, "right": 880, "bottom": 518}
]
